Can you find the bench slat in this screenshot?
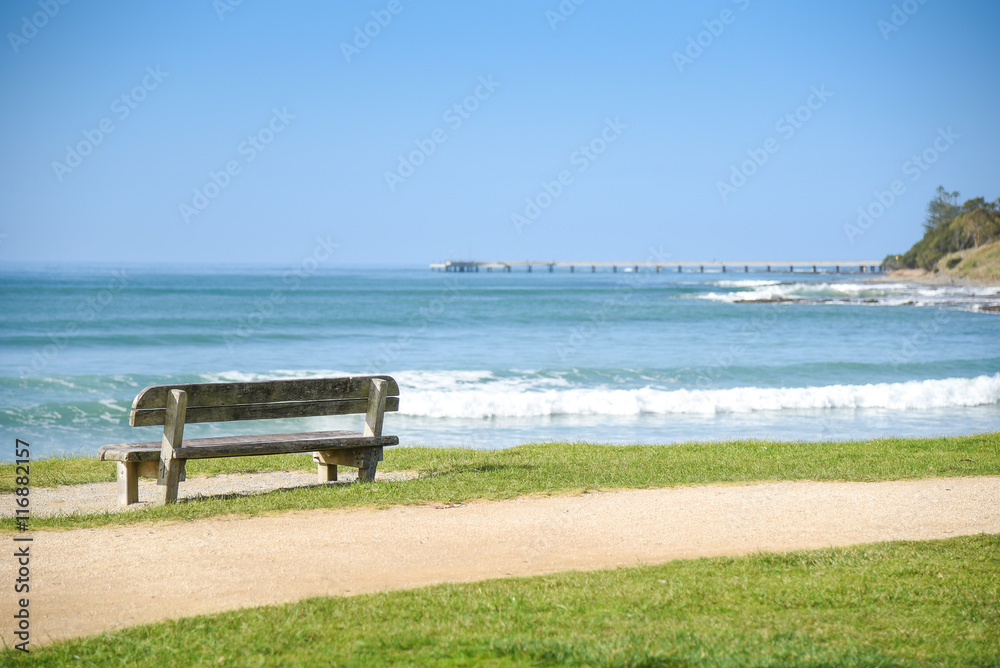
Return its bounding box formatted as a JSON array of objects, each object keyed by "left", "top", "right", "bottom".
[
  {"left": 131, "top": 396, "right": 400, "bottom": 427},
  {"left": 99, "top": 430, "right": 399, "bottom": 461},
  {"left": 132, "top": 375, "right": 399, "bottom": 411}
]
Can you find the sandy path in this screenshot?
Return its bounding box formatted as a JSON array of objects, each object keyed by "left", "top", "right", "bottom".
[{"left": 4, "top": 476, "right": 999, "bottom": 646}]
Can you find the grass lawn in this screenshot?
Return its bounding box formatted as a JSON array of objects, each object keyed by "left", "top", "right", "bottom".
[
  {"left": 2, "top": 433, "right": 998, "bottom": 531},
  {"left": 5, "top": 534, "right": 998, "bottom": 666}
]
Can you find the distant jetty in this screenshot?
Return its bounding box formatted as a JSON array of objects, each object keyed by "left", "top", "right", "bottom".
[{"left": 431, "top": 260, "right": 886, "bottom": 274}]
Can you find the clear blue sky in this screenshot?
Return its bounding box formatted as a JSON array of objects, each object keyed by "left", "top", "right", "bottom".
[{"left": 1, "top": 0, "right": 997, "bottom": 265}]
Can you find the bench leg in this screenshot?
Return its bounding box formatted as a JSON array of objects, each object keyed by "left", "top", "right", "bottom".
[
  {"left": 156, "top": 388, "right": 187, "bottom": 505},
  {"left": 117, "top": 462, "right": 139, "bottom": 506},
  {"left": 156, "top": 456, "right": 184, "bottom": 505},
  {"left": 314, "top": 447, "right": 383, "bottom": 482},
  {"left": 358, "top": 448, "right": 380, "bottom": 481},
  {"left": 317, "top": 463, "right": 338, "bottom": 483}
]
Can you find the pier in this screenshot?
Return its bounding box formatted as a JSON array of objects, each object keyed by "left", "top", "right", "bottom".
[{"left": 430, "top": 260, "right": 886, "bottom": 274}]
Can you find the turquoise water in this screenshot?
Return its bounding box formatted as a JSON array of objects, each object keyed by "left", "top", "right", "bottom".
[{"left": 1, "top": 264, "right": 999, "bottom": 460}]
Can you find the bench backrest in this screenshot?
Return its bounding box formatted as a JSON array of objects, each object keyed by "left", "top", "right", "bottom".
[{"left": 129, "top": 375, "right": 399, "bottom": 427}]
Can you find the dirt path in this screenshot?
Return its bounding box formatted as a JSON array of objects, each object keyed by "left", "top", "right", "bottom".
[{"left": 4, "top": 476, "right": 999, "bottom": 647}]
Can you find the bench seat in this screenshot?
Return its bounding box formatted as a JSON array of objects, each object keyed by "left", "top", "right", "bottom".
[{"left": 99, "top": 431, "right": 399, "bottom": 461}]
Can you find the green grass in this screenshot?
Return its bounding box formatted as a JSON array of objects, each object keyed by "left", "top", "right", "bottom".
[
  {"left": 6, "top": 535, "right": 998, "bottom": 666},
  {"left": 3, "top": 433, "right": 998, "bottom": 531}
]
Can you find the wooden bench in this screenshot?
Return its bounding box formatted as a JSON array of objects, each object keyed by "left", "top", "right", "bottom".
[{"left": 98, "top": 375, "right": 399, "bottom": 506}]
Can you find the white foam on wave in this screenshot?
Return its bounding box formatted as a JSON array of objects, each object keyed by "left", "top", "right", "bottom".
[
  {"left": 39, "top": 376, "right": 80, "bottom": 389},
  {"left": 200, "top": 369, "right": 352, "bottom": 383},
  {"left": 97, "top": 398, "right": 128, "bottom": 413},
  {"left": 394, "top": 369, "right": 500, "bottom": 391},
  {"left": 397, "top": 373, "right": 1000, "bottom": 418},
  {"left": 696, "top": 281, "right": 1000, "bottom": 309},
  {"left": 710, "top": 279, "right": 783, "bottom": 288}
]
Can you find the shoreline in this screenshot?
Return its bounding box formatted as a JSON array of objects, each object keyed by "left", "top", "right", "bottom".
[
  {"left": 864, "top": 269, "right": 1000, "bottom": 288},
  {"left": 869, "top": 239, "right": 1000, "bottom": 287}
]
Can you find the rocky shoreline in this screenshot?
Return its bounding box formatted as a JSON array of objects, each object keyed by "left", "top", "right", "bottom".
[
  {"left": 865, "top": 270, "right": 1000, "bottom": 288},
  {"left": 874, "top": 239, "right": 1000, "bottom": 287}
]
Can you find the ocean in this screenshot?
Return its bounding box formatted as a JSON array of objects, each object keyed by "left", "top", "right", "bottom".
[{"left": 2, "top": 264, "right": 999, "bottom": 461}]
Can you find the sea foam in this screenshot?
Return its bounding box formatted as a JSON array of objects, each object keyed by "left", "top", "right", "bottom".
[
  {"left": 396, "top": 373, "right": 1000, "bottom": 418},
  {"left": 696, "top": 281, "right": 1000, "bottom": 309}
]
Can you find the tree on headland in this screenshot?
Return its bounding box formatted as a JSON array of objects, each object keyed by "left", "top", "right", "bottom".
[
  {"left": 885, "top": 187, "right": 1000, "bottom": 270},
  {"left": 958, "top": 198, "right": 997, "bottom": 248},
  {"left": 923, "top": 186, "right": 960, "bottom": 234}
]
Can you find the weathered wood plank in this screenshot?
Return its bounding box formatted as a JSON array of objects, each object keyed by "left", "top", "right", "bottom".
[
  {"left": 99, "top": 445, "right": 163, "bottom": 462},
  {"left": 101, "top": 431, "right": 397, "bottom": 460},
  {"left": 364, "top": 378, "right": 387, "bottom": 438},
  {"left": 175, "top": 435, "right": 397, "bottom": 459},
  {"left": 117, "top": 462, "right": 138, "bottom": 506},
  {"left": 100, "top": 430, "right": 396, "bottom": 459},
  {"left": 130, "top": 396, "right": 399, "bottom": 427},
  {"left": 314, "top": 447, "right": 384, "bottom": 468},
  {"left": 156, "top": 389, "right": 187, "bottom": 505},
  {"left": 137, "top": 460, "right": 160, "bottom": 479},
  {"left": 132, "top": 375, "right": 399, "bottom": 411}
]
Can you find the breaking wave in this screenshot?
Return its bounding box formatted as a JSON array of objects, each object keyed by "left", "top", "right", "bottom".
[
  {"left": 695, "top": 281, "right": 1000, "bottom": 310},
  {"left": 396, "top": 372, "right": 1000, "bottom": 418}
]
